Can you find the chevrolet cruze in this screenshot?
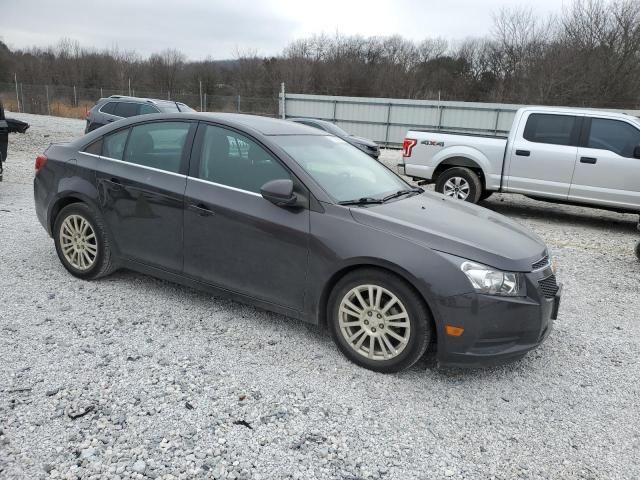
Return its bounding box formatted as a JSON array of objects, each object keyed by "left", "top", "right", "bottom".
[{"left": 34, "top": 113, "right": 561, "bottom": 372}]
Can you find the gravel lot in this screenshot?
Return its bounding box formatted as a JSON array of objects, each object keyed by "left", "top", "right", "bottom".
[{"left": 1, "top": 112, "right": 639, "bottom": 480}]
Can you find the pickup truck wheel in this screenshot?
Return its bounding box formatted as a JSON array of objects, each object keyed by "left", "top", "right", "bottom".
[{"left": 435, "top": 167, "right": 482, "bottom": 203}]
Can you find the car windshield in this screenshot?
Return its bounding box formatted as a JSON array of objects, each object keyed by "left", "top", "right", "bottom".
[{"left": 272, "top": 135, "right": 409, "bottom": 203}]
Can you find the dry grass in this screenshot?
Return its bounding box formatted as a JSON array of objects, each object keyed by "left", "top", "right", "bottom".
[{"left": 49, "top": 102, "right": 89, "bottom": 119}]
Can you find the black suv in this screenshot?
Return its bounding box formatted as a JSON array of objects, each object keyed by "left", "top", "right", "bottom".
[{"left": 84, "top": 96, "right": 195, "bottom": 133}]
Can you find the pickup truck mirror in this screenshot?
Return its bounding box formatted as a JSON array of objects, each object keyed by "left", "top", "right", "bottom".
[{"left": 634, "top": 145, "right": 640, "bottom": 159}]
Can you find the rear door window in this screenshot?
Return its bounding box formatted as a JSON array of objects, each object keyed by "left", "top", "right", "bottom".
[
  {"left": 103, "top": 129, "right": 130, "bottom": 160},
  {"left": 123, "top": 122, "right": 191, "bottom": 173},
  {"left": 523, "top": 114, "right": 579, "bottom": 146},
  {"left": 587, "top": 118, "right": 640, "bottom": 158},
  {"left": 114, "top": 102, "right": 139, "bottom": 118}
]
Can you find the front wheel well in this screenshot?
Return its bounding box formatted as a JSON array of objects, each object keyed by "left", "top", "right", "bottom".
[
  {"left": 433, "top": 158, "right": 486, "bottom": 189},
  {"left": 318, "top": 264, "right": 438, "bottom": 345},
  {"left": 49, "top": 196, "right": 85, "bottom": 233}
]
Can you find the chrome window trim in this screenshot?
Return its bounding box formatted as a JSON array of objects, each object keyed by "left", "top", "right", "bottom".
[
  {"left": 83, "top": 152, "right": 187, "bottom": 178},
  {"left": 189, "top": 176, "right": 262, "bottom": 197}
]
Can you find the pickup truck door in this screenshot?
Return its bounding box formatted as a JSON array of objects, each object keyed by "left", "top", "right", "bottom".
[
  {"left": 505, "top": 112, "right": 581, "bottom": 199},
  {"left": 570, "top": 117, "right": 640, "bottom": 210}
]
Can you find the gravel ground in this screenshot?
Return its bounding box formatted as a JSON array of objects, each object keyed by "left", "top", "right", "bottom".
[{"left": 1, "top": 112, "right": 639, "bottom": 480}]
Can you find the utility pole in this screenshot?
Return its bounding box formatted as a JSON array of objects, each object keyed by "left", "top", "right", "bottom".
[
  {"left": 199, "top": 80, "right": 203, "bottom": 112},
  {"left": 45, "top": 85, "right": 50, "bottom": 115},
  {"left": 14, "top": 73, "right": 20, "bottom": 113},
  {"left": 280, "top": 82, "right": 286, "bottom": 119},
  {"left": 128, "top": 78, "right": 131, "bottom": 96}
]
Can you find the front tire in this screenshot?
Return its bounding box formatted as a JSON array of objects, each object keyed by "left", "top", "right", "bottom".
[
  {"left": 328, "top": 269, "right": 433, "bottom": 373},
  {"left": 435, "top": 167, "right": 483, "bottom": 203},
  {"left": 53, "top": 203, "right": 115, "bottom": 279}
]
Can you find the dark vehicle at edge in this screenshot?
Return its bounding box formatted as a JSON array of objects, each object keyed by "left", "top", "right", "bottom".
[
  {"left": 0, "top": 100, "right": 30, "bottom": 181},
  {"left": 34, "top": 113, "right": 560, "bottom": 372},
  {"left": 289, "top": 117, "right": 380, "bottom": 159}
]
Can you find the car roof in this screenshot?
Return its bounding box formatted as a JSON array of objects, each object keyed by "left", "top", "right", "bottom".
[
  {"left": 100, "top": 96, "right": 181, "bottom": 107},
  {"left": 519, "top": 105, "right": 638, "bottom": 121},
  {"left": 78, "top": 112, "right": 329, "bottom": 145}
]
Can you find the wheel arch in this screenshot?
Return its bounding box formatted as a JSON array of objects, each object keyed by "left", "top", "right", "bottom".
[
  {"left": 316, "top": 260, "right": 438, "bottom": 345},
  {"left": 431, "top": 151, "right": 490, "bottom": 189},
  {"left": 49, "top": 195, "right": 90, "bottom": 234}
]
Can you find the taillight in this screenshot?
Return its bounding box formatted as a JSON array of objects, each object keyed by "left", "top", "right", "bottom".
[
  {"left": 402, "top": 138, "right": 417, "bottom": 158},
  {"left": 35, "top": 154, "right": 48, "bottom": 172}
]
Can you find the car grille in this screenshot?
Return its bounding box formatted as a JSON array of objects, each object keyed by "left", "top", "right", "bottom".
[
  {"left": 532, "top": 255, "right": 549, "bottom": 270},
  {"left": 538, "top": 274, "right": 559, "bottom": 299}
]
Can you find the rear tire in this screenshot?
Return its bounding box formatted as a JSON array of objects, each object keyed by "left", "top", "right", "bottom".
[
  {"left": 328, "top": 268, "right": 433, "bottom": 373},
  {"left": 53, "top": 203, "right": 115, "bottom": 280},
  {"left": 435, "top": 167, "right": 483, "bottom": 204}
]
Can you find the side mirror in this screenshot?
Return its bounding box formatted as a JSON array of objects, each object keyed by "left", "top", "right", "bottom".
[
  {"left": 634, "top": 145, "right": 640, "bottom": 159},
  {"left": 260, "top": 179, "right": 298, "bottom": 207}
]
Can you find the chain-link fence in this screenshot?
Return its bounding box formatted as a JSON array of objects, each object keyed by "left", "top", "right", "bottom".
[{"left": 0, "top": 83, "right": 280, "bottom": 119}]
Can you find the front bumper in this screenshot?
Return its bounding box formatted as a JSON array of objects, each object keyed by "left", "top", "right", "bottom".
[{"left": 435, "top": 273, "right": 561, "bottom": 368}]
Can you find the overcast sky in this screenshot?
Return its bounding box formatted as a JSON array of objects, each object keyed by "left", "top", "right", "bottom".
[{"left": 1, "top": 0, "right": 568, "bottom": 59}]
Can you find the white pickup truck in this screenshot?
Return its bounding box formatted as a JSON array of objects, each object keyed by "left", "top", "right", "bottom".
[{"left": 399, "top": 106, "right": 640, "bottom": 213}]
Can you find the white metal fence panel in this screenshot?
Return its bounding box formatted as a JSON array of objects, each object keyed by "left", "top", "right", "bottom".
[{"left": 281, "top": 93, "right": 640, "bottom": 147}]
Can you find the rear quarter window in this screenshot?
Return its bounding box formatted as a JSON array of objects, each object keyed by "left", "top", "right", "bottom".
[
  {"left": 99, "top": 102, "right": 117, "bottom": 115},
  {"left": 103, "top": 129, "right": 130, "bottom": 160},
  {"left": 84, "top": 139, "right": 103, "bottom": 155}
]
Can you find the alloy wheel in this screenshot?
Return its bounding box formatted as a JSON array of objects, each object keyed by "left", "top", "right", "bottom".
[
  {"left": 338, "top": 284, "right": 411, "bottom": 361},
  {"left": 443, "top": 177, "right": 471, "bottom": 200},
  {"left": 59, "top": 214, "right": 98, "bottom": 271}
]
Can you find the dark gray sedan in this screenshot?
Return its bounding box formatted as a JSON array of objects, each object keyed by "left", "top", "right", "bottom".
[
  {"left": 288, "top": 118, "right": 380, "bottom": 159},
  {"left": 34, "top": 113, "right": 560, "bottom": 372}
]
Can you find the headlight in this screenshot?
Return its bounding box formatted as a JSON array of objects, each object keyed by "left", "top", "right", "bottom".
[{"left": 461, "top": 261, "right": 525, "bottom": 297}]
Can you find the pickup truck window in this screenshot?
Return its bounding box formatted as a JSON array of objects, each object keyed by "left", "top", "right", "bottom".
[
  {"left": 587, "top": 118, "right": 640, "bottom": 158},
  {"left": 523, "top": 114, "right": 578, "bottom": 146}
]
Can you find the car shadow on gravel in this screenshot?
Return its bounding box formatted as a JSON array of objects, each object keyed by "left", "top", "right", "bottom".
[{"left": 481, "top": 196, "right": 638, "bottom": 232}]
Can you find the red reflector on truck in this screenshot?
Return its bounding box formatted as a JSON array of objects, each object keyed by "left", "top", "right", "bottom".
[
  {"left": 35, "top": 154, "right": 48, "bottom": 172},
  {"left": 402, "top": 138, "right": 417, "bottom": 158}
]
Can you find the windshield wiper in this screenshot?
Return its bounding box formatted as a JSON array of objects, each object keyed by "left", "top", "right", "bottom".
[
  {"left": 382, "top": 188, "right": 423, "bottom": 202},
  {"left": 338, "top": 197, "right": 384, "bottom": 206}
]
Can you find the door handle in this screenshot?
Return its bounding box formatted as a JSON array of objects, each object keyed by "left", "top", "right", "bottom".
[
  {"left": 110, "top": 177, "right": 122, "bottom": 184},
  {"left": 580, "top": 157, "right": 597, "bottom": 164},
  {"left": 515, "top": 150, "right": 530, "bottom": 157},
  {"left": 188, "top": 202, "right": 214, "bottom": 216}
]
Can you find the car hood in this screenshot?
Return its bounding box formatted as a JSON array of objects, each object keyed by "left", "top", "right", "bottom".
[
  {"left": 349, "top": 136, "right": 378, "bottom": 148},
  {"left": 349, "top": 191, "right": 546, "bottom": 272}
]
